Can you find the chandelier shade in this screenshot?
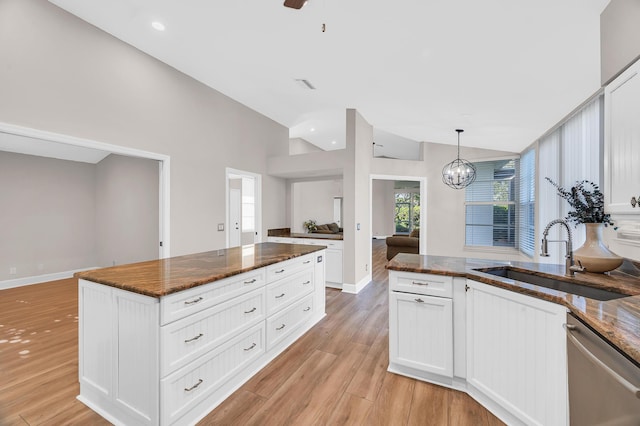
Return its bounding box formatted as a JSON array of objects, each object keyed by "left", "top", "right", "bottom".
[{"left": 441, "top": 129, "right": 476, "bottom": 189}]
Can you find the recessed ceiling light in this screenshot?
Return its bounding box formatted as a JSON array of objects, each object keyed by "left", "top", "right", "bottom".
[
  {"left": 331, "top": 141, "right": 337, "bottom": 145},
  {"left": 151, "top": 21, "right": 165, "bottom": 31},
  {"left": 310, "top": 128, "right": 316, "bottom": 132}
]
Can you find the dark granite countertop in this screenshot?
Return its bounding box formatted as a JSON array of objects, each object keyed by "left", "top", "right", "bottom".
[
  {"left": 75, "top": 243, "right": 324, "bottom": 298},
  {"left": 268, "top": 228, "right": 343, "bottom": 241},
  {"left": 387, "top": 254, "right": 640, "bottom": 366}
]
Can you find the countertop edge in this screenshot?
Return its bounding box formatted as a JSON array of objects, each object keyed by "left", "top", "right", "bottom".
[{"left": 75, "top": 245, "right": 325, "bottom": 298}]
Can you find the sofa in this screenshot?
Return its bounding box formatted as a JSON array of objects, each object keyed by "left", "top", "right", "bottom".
[
  {"left": 311, "top": 222, "right": 343, "bottom": 234},
  {"left": 386, "top": 229, "right": 419, "bottom": 260}
]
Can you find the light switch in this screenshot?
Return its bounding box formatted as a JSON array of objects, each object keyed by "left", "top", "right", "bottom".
[
  {"left": 357, "top": 223, "right": 361, "bottom": 230},
  {"left": 218, "top": 223, "right": 224, "bottom": 231}
]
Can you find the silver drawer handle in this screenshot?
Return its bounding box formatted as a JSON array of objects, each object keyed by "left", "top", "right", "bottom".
[
  {"left": 275, "top": 293, "right": 285, "bottom": 299},
  {"left": 244, "top": 342, "right": 257, "bottom": 351},
  {"left": 564, "top": 324, "right": 640, "bottom": 399},
  {"left": 275, "top": 269, "right": 285, "bottom": 274},
  {"left": 244, "top": 279, "right": 257, "bottom": 284},
  {"left": 276, "top": 323, "right": 286, "bottom": 330},
  {"left": 302, "top": 280, "right": 311, "bottom": 285},
  {"left": 303, "top": 260, "right": 311, "bottom": 264},
  {"left": 184, "top": 379, "right": 203, "bottom": 392},
  {"left": 184, "top": 297, "right": 203, "bottom": 305},
  {"left": 244, "top": 307, "right": 257, "bottom": 314},
  {"left": 184, "top": 333, "right": 203, "bottom": 343},
  {"left": 412, "top": 281, "right": 429, "bottom": 286},
  {"left": 303, "top": 306, "right": 311, "bottom": 312},
  {"left": 415, "top": 298, "right": 424, "bottom": 303}
]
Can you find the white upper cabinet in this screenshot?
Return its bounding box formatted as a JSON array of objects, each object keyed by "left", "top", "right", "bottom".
[{"left": 604, "top": 57, "right": 640, "bottom": 215}]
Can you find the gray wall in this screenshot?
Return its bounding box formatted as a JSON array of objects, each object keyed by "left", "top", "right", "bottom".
[
  {"left": 601, "top": 0, "right": 640, "bottom": 84},
  {"left": 0, "top": 151, "right": 160, "bottom": 281},
  {"left": 0, "top": 151, "right": 97, "bottom": 280},
  {"left": 371, "top": 180, "right": 396, "bottom": 237},
  {"left": 0, "top": 0, "right": 288, "bottom": 258},
  {"left": 95, "top": 154, "right": 159, "bottom": 267},
  {"left": 291, "top": 179, "right": 343, "bottom": 233}
]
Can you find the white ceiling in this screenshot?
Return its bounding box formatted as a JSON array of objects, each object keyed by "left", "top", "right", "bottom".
[{"left": 49, "top": 0, "right": 609, "bottom": 154}]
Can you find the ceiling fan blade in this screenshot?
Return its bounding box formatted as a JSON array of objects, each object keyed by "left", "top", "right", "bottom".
[{"left": 283, "top": 0, "right": 307, "bottom": 9}]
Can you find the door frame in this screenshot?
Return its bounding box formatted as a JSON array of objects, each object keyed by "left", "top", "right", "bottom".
[
  {"left": 0, "top": 121, "right": 171, "bottom": 258},
  {"left": 225, "top": 167, "right": 262, "bottom": 248},
  {"left": 370, "top": 174, "right": 427, "bottom": 256}
]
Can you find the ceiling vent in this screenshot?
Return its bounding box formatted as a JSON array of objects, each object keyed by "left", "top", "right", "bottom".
[{"left": 294, "top": 79, "right": 316, "bottom": 90}]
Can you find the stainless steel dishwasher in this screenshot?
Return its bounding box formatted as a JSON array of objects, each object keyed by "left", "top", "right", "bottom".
[{"left": 566, "top": 313, "right": 640, "bottom": 425}]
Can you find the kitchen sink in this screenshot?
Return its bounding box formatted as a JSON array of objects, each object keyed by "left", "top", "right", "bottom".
[{"left": 474, "top": 267, "right": 630, "bottom": 301}]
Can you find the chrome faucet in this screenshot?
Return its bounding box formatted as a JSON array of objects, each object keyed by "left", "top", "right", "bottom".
[{"left": 540, "top": 219, "right": 585, "bottom": 277}]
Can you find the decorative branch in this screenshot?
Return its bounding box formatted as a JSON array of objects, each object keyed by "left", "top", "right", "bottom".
[{"left": 545, "top": 178, "right": 614, "bottom": 227}]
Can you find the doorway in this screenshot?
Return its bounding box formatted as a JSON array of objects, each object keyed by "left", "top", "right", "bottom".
[
  {"left": 370, "top": 174, "right": 426, "bottom": 261},
  {"left": 0, "top": 122, "right": 170, "bottom": 288},
  {"left": 226, "top": 168, "right": 262, "bottom": 248}
]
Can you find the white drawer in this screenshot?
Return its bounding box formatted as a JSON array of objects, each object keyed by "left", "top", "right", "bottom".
[
  {"left": 389, "top": 271, "right": 453, "bottom": 298},
  {"left": 266, "top": 294, "right": 314, "bottom": 350},
  {"left": 306, "top": 238, "right": 343, "bottom": 250},
  {"left": 160, "top": 269, "right": 266, "bottom": 325},
  {"left": 160, "top": 287, "right": 265, "bottom": 377},
  {"left": 266, "top": 254, "right": 315, "bottom": 283},
  {"left": 266, "top": 269, "right": 314, "bottom": 316},
  {"left": 161, "top": 322, "right": 265, "bottom": 425}
]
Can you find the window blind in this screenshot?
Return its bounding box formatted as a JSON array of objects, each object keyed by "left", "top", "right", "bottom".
[
  {"left": 465, "top": 159, "right": 518, "bottom": 248},
  {"left": 518, "top": 149, "right": 536, "bottom": 256},
  {"left": 537, "top": 95, "right": 603, "bottom": 263}
]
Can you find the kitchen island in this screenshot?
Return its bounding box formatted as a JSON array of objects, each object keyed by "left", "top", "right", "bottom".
[
  {"left": 75, "top": 242, "right": 326, "bottom": 426},
  {"left": 386, "top": 254, "right": 640, "bottom": 425}
]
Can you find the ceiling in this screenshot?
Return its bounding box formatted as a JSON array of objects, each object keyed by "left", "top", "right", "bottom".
[{"left": 49, "top": 0, "right": 609, "bottom": 154}]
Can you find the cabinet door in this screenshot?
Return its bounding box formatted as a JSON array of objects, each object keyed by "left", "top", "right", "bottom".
[
  {"left": 389, "top": 291, "right": 453, "bottom": 377},
  {"left": 325, "top": 248, "right": 343, "bottom": 284},
  {"left": 466, "top": 280, "right": 567, "bottom": 426},
  {"left": 605, "top": 58, "right": 640, "bottom": 214}
]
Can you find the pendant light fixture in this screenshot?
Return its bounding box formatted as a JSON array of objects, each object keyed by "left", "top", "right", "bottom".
[{"left": 442, "top": 129, "right": 476, "bottom": 189}]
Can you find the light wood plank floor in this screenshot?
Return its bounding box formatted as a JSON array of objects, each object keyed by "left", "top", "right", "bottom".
[{"left": 0, "top": 239, "right": 503, "bottom": 425}]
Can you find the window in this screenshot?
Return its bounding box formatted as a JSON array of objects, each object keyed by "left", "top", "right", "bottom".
[
  {"left": 518, "top": 149, "right": 536, "bottom": 256},
  {"left": 394, "top": 191, "right": 420, "bottom": 234},
  {"left": 241, "top": 177, "right": 255, "bottom": 232},
  {"left": 465, "top": 159, "right": 518, "bottom": 248},
  {"left": 537, "top": 95, "right": 602, "bottom": 263}
]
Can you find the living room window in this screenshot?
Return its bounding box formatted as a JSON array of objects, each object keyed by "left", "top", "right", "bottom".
[
  {"left": 465, "top": 159, "right": 519, "bottom": 248},
  {"left": 394, "top": 191, "right": 420, "bottom": 234}
]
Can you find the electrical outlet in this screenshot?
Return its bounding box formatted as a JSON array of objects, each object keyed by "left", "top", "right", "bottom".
[
  {"left": 9, "top": 267, "right": 17, "bottom": 275},
  {"left": 365, "top": 263, "right": 368, "bottom": 272}
]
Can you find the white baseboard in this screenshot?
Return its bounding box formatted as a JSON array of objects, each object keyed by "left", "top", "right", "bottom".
[
  {"left": 0, "top": 267, "right": 99, "bottom": 290},
  {"left": 341, "top": 274, "right": 371, "bottom": 294}
]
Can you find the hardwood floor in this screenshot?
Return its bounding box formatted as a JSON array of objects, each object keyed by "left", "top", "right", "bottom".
[{"left": 0, "top": 239, "right": 503, "bottom": 425}]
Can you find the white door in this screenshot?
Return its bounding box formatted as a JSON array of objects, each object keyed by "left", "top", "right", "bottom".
[
  {"left": 229, "top": 188, "right": 241, "bottom": 247},
  {"left": 389, "top": 291, "right": 453, "bottom": 377},
  {"left": 466, "top": 280, "right": 567, "bottom": 426},
  {"left": 605, "top": 58, "right": 640, "bottom": 214}
]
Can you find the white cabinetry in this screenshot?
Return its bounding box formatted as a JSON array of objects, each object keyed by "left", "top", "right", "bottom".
[
  {"left": 79, "top": 251, "right": 325, "bottom": 426},
  {"left": 388, "top": 271, "right": 454, "bottom": 383},
  {"left": 605, "top": 57, "right": 640, "bottom": 215},
  {"left": 267, "top": 237, "right": 343, "bottom": 288},
  {"left": 465, "top": 280, "right": 568, "bottom": 426}
]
